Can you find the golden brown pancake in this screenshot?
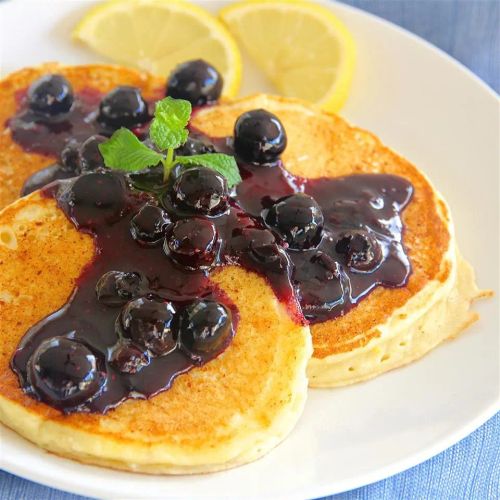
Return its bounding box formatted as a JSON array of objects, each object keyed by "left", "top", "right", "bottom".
[
  {"left": 0, "top": 63, "right": 487, "bottom": 404},
  {"left": 0, "top": 192, "right": 311, "bottom": 472},
  {"left": 0, "top": 63, "right": 164, "bottom": 209},
  {"left": 192, "top": 94, "right": 488, "bottom": 386},
  {"left": 0, "top": 66, "right": 309, "bottom": 473}
]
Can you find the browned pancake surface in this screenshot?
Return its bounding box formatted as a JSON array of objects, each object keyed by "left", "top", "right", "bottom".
[
  {"left": 0, "top": 70, "right": 309, "bottom": 466},
  {"left": 0, "top": 193, "right": 309, "bottom": 467},
  {"left": 0, "top": 63, "right": 164, "bottom": 209},
  {"left": 0, "top": 66, "right": 450, "bottom": 360},
  {"left": 192, "top": 95, "right": 451, "bottom": 358}
]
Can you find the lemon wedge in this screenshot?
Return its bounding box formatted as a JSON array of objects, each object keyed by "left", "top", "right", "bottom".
[
  {"left": 73, "top": 0, "right": 242, "bottom": 97},
  {"left": 219, "top": 0, "right": 356, "bottom": 111}
]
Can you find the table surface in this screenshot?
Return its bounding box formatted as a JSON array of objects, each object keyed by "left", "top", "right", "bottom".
[{"left": 0, "top": 0, "right": 499, "bottom": 498}]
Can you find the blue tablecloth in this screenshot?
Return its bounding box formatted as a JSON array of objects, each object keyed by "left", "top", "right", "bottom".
[{"left": 0, "top": 1, "right": 498, "bottom": 498}]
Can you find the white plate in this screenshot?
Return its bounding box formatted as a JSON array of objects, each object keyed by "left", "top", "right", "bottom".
[{"left": 0, "top": 1, "right": 498, "bottom": 498}]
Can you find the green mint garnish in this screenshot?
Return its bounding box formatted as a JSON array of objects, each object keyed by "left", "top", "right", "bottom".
[
  {"left": 99, "top": 128, "right": 163, "bottom": 171},
  {"left": 98, "top": 96, "right": 242, "bottom": 188},
  {"left": 176, "top": 153, "right": 242, "bottom": 188},
  {"left": 149, "top": 97, "right": 191, "bottom": 151}
]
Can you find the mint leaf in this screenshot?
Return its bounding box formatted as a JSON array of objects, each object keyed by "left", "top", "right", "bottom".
[
  {"left": 98, "top": 98, "right": 240, "bottom": 189},
  {"left": 176, "top": 153, "right": 242, "bottom": 188},
  {"left": 99, "top": 128, "right": 164, "bottom": 172},
  {"left": 150, "top": 97, "right": 192, "bottom": 151}
]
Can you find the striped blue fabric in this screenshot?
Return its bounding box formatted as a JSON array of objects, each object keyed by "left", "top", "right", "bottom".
[
  {"left": 0, "top": 1, "right": 498, "bottom": 498},
  {"left": 328, "top": 412, "right": 500, "bottom": 500}
]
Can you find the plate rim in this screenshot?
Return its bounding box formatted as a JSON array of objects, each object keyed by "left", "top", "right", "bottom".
[
  {"left": 0, "top": 0, "right": 498, "bottom": 498},
  {"left": 2, "top": 405, "right": 498, "bottom": 499},
  {"left": 335, "top": 0, "right": 498, "bottom": 100}
]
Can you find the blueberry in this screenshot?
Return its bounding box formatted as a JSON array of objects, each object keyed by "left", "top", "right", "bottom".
[
  {"left": 27, "top": 74, "right": 74, "bottom": 116},
  {"left": 232, "top": 227, "right": 290, "bottom": 275},
  {"left": 27, "top": 337, "right": 103, "bottom": 408},
  {"left": 79, "top": 135, "right": 107, "bottom": 172},
  {"left": 230, "top": 227, "right": 276, "bottom": 253},
  {"left": 176, "top": 136, "right": 216, "bottom": 156},
  {"left": 60, "top": 142, "right": 81, "bottom": 173},
  {"left": 120, "top": 297, "right": 177, "bottom": 355},
  {"left": 68, "top": 172, "right": 127, "bottom": 228},
  {"left": 169, "top": 166, "right": 228, "bottom": 215},
  {"left": 234, "top": 109, "right": 287, "bottom": 164},
  {"left": 247, "top": 241, "right": 290, "bottom": 274},
  {"left": 96, "top": 271, "right": 148, "bottom": 306},
  {"left": 229, "top": 225, "right": 290, "bottom": 274},
  {"left": 98, "top": 86, "right": 149, "bottom": 129},
  {"left": 20, "top": 164, "right": 73, "bottom": 196},
  {"left": 130, "top": 204, "right": 171, "bottom": 246},
  {"left": 59, "top": 135, "right": 107, "bottom": 174},
  {"left": 295, "top": 252, "right": 349, "bottom": 321},
  {"left": 128, "top": 164, "right": 165, "bottom": 193},
  {"left": 169, "top": 163, "right": 187, "bottom": 181},
  {"left": 335, "top": 231, "right": 382, "bottom": 272},
  {"left": 177, "top": 300, "right": 233, "bottom": 361},
  {"left": 110, "top": 343, "right": 150, "bottom": 374},
  {"left": 310, "top": 252, "right": 343, "bottom": 281},
  {"left": 167, "top": 59, "right": 223, "bottom": 106},
  {"left": 164, "top": 218, "right": 218, "bottom": 270},
  {"left": 264, "top": 193, "right": 323, "bottom": 249}
]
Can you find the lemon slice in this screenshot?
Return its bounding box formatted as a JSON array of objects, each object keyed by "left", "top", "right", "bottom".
[
  {"left": 73, "top": 0, "right": 242, "bottom": 97},
  {"left": 219, "top": 0, "right": 355, "bottom": 111}
]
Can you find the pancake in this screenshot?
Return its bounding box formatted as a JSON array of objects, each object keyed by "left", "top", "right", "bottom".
[
  {"left": 0, "top": 64, "right": 487, "bottom": 424},
  {"left": 192, "top": 94, "right": 489, "bottom": 387},
  {"left": 0, "top": 192, "right": 311, "bottom": 472},
  {"left": 0, "top": 63, "right": 164, "bottom": 210}
]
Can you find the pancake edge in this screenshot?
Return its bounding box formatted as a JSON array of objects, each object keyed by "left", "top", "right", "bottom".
[
  {"left": 0, "top": 193, "right": 312, "bottom": 474},
  {"left": 0, "top": 336, "right": 310, "bottom": 474}
]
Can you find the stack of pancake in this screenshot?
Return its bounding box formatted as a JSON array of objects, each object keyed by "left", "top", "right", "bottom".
[{"left": 0, "top": 64, "right": 487, "bottom": 472}]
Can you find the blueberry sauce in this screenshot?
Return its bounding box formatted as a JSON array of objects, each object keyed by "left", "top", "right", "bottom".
[
  {"left": 193, "top": 131, "right": 413, "bottom": 321},
  {"left": 9, "top": 81, "right": 414, "bottom": 414},
  {"left": 236, "top": 163, "right": 413, "bottom": 322},
  {"left": 8, "top": 87, "right": 153, "bottom": 156},
  {"left": 11, "top": 172, "right": 243, "bottom": 413}
]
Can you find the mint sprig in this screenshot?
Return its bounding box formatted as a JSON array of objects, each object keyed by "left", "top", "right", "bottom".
[
  {"left": 149, "top": 98, "right": 191, "bottom": 151},
  {"left": 98, "top": 96, "right": 242, "bottom": 188},
  {"left": 176, "top": 154, "right": 242, "bottom": 188},
  {"left": 99, "top": 128, "right": 163, "bottom": 171}
]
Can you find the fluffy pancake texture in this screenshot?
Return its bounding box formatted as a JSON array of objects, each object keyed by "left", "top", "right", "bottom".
[
  {"left": 0, "top": 64, "right": 485, "bottom": 406},
  {"left": 0, "top": 63, "right": 164, "bottom": 209},
  {"left": 192, "top": 94, "right": 488, "bottom": 387},
  {"left": 0, "top": 193, "right": 311, "bottom": 473}
]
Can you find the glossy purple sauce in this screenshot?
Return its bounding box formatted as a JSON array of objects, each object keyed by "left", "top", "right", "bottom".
[
  {"left": 11, "top": 174, "right": 244, "bottom": 413},
  {"left": 8, "top": 87, "right": 152, "bottom": 156},
  {"left": 234, "top": 160, "right": 413, "bottom": 322},
  {"left": 9, "top": 89, "right": 413, "bottom": 414}
]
